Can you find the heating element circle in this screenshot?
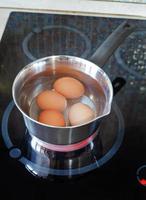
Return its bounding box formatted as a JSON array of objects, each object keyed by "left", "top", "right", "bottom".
[
  {"left": 1, "top": 100, "right": 125, "bottom": 177},
  {"left": 115, "top": 31, "right": 146, "bottom": 80},
  {"left": 22, "top": 25, "right": 91, "bottom": 61}
]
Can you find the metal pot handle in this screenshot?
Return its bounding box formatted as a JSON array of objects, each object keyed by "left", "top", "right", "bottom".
[{"left": 89, "top": 20, "right": 135, "bottom": 67}]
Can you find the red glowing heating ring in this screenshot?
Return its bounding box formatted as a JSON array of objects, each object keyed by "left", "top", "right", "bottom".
[
  {"left": 139, "top": 179, "right": 146, "bottom": 186},
  {"left": 34, "top": 131, "right": 98, "bottom": 152}
]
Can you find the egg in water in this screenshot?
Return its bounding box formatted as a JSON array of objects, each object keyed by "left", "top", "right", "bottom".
[
  {"left": 36, "top": 90, "right": 67, "bottom": 112},
  {"left": 53, "top": 77, "right": 85, "bottom": 99},
  {"left": 38, "top": 110, "right": 66, "bottom": 127},
  {"left": 68, "top": 102, "right": 95, "bottom": 126}
]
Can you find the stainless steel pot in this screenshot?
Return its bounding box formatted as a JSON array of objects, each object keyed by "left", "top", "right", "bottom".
[{"left": 12, "top": 21, "right": 135, "bottom": 145}]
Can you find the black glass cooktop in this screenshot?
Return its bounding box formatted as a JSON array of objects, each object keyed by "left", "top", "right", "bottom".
[{"left": 0, "top": 12, "right": 146, "bottom": 200}]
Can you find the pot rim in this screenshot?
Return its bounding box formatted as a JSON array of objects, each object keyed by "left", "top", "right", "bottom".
[{"left": 12, "top": 55, "right": 113, "bottom": 129}]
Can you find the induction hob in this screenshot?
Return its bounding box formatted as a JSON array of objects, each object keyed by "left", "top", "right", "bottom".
[{"left": 0, "top": 12, "right": 146, "bottom": 200}]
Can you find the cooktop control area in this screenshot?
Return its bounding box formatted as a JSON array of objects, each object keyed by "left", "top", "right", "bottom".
[{"left": 0, "top": 12, "right": 146, "bottom": 200}]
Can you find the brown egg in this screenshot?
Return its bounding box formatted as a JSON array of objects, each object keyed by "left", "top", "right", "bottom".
[
  {"left": 53, "top": 77, "right": 85, "bottom": 99},
  {"left": 36, "top": 90, "right": 67, "bottom": 111},
  {"left": 69, "top": 103, "right": 95, "bottom": 126},
  {"left": 38, "top": 110, "right": 66, "bottom": 127}
]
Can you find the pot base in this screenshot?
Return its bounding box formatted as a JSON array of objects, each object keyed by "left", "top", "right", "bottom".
[{"left": 30, "top": 130, "right": 99, "bottom": 152}]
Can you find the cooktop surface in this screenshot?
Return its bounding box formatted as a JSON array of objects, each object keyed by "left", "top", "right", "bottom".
[{"left": 0, "top": 12, "right": 146, "bottom": 200}]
